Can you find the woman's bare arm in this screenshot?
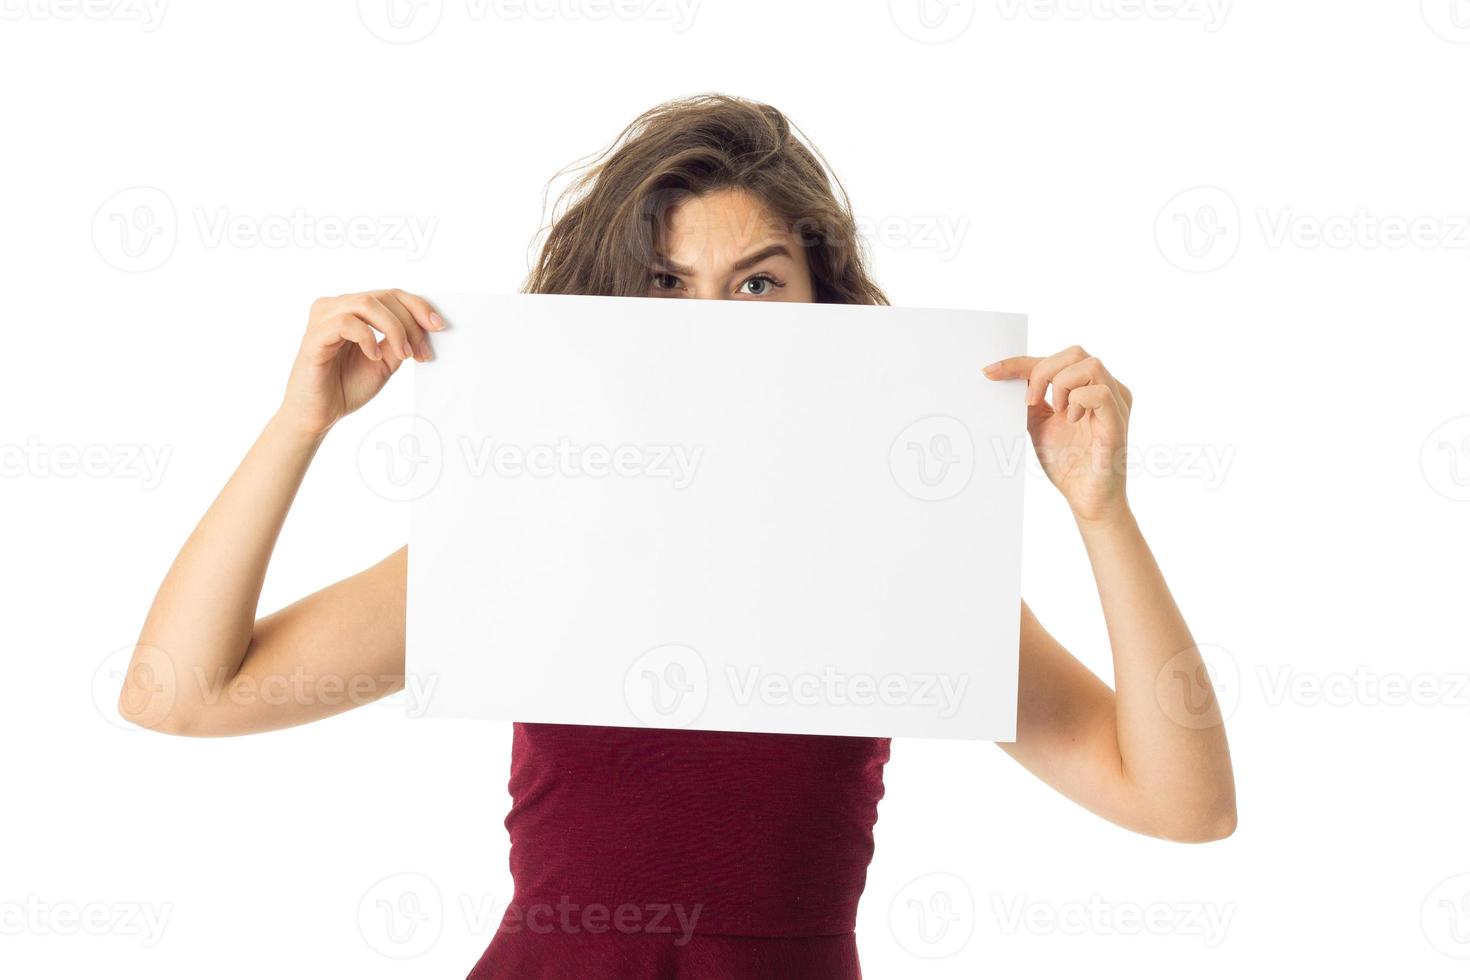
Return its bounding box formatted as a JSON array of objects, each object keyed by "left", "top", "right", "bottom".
[
  {"left": 986, "top": 348, "right": 1237, "bottom": 843},
  {"left": 119, "top": 290, "right": 441, "bottom": 736}
]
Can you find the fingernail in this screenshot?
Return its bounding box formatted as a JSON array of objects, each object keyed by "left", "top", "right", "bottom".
[
  {"left": 401, "top": 344, "right": 414, "bottom": 360},
  {"left": 982, "top": 362, "right": 1000, "bottom": 375},
  {"left": 429, "top": 312, "right": 444, "bottom": 330}
]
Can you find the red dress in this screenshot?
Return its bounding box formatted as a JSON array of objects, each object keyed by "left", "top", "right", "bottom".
[{"left": 466, "top": 723, "right": 891, "bottom": 979}]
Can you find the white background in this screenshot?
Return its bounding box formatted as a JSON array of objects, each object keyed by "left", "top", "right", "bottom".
[{"left": 2, "top": 1, "right": 1468, "bottom": 977}]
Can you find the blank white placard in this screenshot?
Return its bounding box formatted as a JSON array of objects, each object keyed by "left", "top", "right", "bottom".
[{"left": 403, "top": 293, "right": 1027, "bottom": 740}]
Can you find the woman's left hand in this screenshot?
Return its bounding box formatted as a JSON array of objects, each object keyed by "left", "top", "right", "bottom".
[{"left": 984, "top": 346, "right": 1132, "bottom": 525}]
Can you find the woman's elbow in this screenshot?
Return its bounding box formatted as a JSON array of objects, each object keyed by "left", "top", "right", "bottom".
[
  {"left": 116, "top": 691, "right": 208, "bottom": 736},
  {"left": 115, "top": 670, "right": 214, "bottom": 736},
  {"left": 1154, "top": 802, "right": 1238, "bottom": 844}
]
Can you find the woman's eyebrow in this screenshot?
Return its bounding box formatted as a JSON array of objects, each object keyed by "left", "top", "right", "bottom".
[
  {"left": 730, "top": 243, "right": 793, "bottom": 272},
  {"left": 653, "top": 242, "right": 793, "bottom": 277},
  {"left": 650, "top": 254, "right": 693, "bottom": 275}
]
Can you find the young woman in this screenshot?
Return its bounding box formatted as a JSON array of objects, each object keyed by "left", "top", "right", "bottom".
[{"left": 119, "top": 94, "right": 1236, "bottom": 979}]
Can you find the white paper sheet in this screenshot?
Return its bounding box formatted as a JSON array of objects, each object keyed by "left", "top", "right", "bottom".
[{"left": 403, "top": 293, "right": 1027, "bottom": 739}]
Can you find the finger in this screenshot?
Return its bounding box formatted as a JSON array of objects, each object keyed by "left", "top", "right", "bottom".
[
  {"left": 1050, "top": 356, "right": 1115, "bottom": 416},
  {"left": 1026, "top": 346, "right": 1089, "bottom": 407},
  {"left": 311, "top": 313, "right": 383, "bottom": 364},
  {"left": 377, "top": 291, "right": 434, "bottom": 361},
  {"left": 329, "top": 308, "right": 408, "bottom": 367},
  {"left": 335, "top": 314, "right": 384, "bottom": 363},
  {"left": 982, "top": 356, "right": 1040, "bottom": 381},
  {"left": 1065, "top": 383, "right": 1124, "bottom": 427},
  {"left": 390, "top": 289, "right": 444, "bottom": 332},
  {"left": 364, "top": 292, "right": 424, "bottom": 361},
  {"left": 342, "top": 294, "right": 415, "bottom": 362},
  {"left": 1026, "top": 399, "right": 1055, "bottom": 432}
]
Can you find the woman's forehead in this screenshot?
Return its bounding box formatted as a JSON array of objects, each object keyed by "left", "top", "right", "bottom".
[{"left": 660, "top": 189, "right": 797, "bottom": 266}]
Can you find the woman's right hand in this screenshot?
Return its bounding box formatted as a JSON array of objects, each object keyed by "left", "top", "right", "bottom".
[
  {"left": 124, "top": 288, "right": 439, "bottom": 736},
  {"left": 277, "top": 289, "right": 444, "bottom": 437}
]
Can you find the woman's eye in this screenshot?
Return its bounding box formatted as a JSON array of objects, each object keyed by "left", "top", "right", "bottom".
[
  {"left": 651, "top": 272, "right": 681, "bottom": 291},
  {"left": 739, "top": 275, "right": 782, "bottom": 296}
]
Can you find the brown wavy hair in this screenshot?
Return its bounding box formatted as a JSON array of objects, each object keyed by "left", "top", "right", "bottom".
[{"left": 523, "top": 94, "right": 888, "bottom": 305}]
